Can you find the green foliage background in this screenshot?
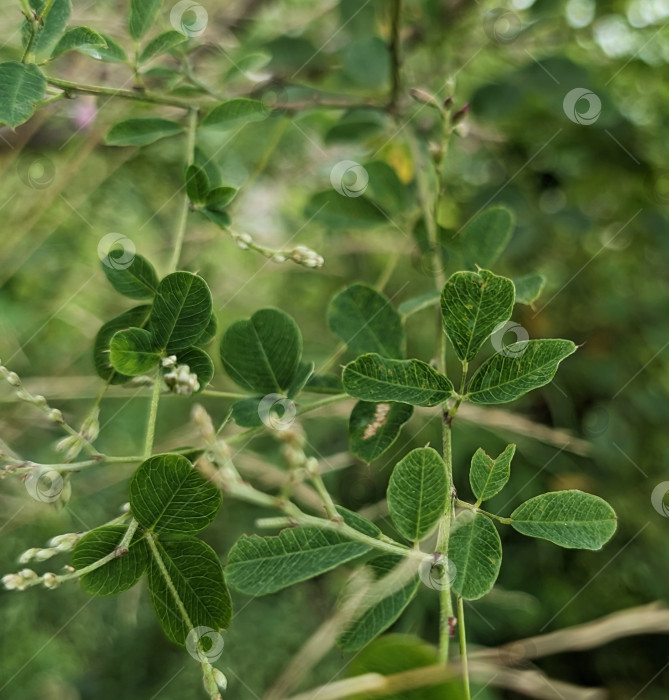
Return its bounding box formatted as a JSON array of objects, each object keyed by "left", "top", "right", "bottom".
[{"left": 1, "top": 0, "right": 668, "bottom": 698}]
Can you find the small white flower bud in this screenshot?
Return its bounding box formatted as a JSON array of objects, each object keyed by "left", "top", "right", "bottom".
[
  {"left": 120, "top": 502, "right": 131, "bottom": 513},
  {"left": 48, "top": 533, "right": 80, "bottom": 552},
  {"left": 43, "top": 572, "right": 60, "bottom": 589},
  {"left": 18, "top": 548, "right": 40, "bottom": 564},
  {"left": 162, "top": 355, "right": 178, "bottom": 368},
  {"left": 34, "top": 548, "right": 58, "bottom": 562},
  {"left": 33, "top": 395, "right": 47, "bottom": 406},
  {"left": 15, "top": 388, "right": 32, "bottom": 401},
  {"left": 19, "top": 569, "right": 38, "bottom": 580},
  {"left": 2, "top": 574, "right": 23, "bottom": 590},
  {"left": 80, "top": 409, "right": 99, "bottom": 442},
  {"left": 47, "top": 408, "right": 64, "bottom": 423},
  {"left": 271, "top": 253, "right": 286, "bottom": 263},
  {"left": 305, "top": 457, "right": 319, "bottom": 475},
  {"left": 5, "top": 372, "right": 21, "bottom": 387},
  {"left": 212, "top": 668, "right": 227, "bottom": 691}
]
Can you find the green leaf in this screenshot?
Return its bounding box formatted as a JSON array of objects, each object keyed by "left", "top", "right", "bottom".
[
  {"left": 440, "top": 269, "right": 515, "bottom": 363},
  {"left": 93, "top": 305, "right": 152, "bottom": 384},
  {"left": 110, "top": 328, "right": 160, "bottom": 376},
  {"left": 230, "top": 396, "right": 264, "bottom": 428},
  {"left": 349, "top": 401, "right": 413, "bottom": 463},
  {"left": 450, "top": 512, "right": 502, "bottom": 600},
  {"left": 139, "top": 30, "right": 187, "bottom": 62},
  {"left": 129, "top": 454, "right": 221, "bottom": 536},
  {"left": 347, "top": 634, "right": 464, "bottom": 699},
  {"left": 195, "top": 314, "right": 217, "bottom": 346},
  {"left": 150, "top": 272, "right": 213, "bottom": 352},
  {"left": 147, "top": 537, "right": 232, "bottom": 646},
  {"left": 387, "top": 447, "right": 448, "bottom": 542},
  {"left": 328, "top": 284, "right": 405, "bottom": 359},
  {"left": 460, "top": 206, "right": 514, "bottom": 270},
  {"left": 200, "top": 208, "right": 232, "bottom": 228},
  {"left": 305, "top": 373, "right": 343, "bottom": 395},
  {"left": 206, "top": 186, "right": 237, "bottom": 208},
  {"left": 78, "top": 33, "right": 127, "bottom": 62},
  {"left": 469, "top": 444, "right": 516, "bottom": 503},
  {"left": 304, "top": 190, "right": 387, "bottom": 230},
  {"left": 202, "top": 98, "right": 270, "bottom": 130},
  {"left": 169, "top": 346, "right": 214, "bottom": 391},
  {"left": 105, "top": 117, "right": 183, "bottom": 147},
  {"left": 343, "top": 354, "right": 453, "bottom": 407},
  {"left": 335, "top": 506, "right": 381, "bottom": 538},
  {"left": 220, "top": 308, "right": 302, "bottom": 394},
  {"left": 70, "top": 525, "right": 148, "bottom": 597},
  {"left": 0, "top": 62, "right": 46, "bottom": 128},
  {"left": 398, "top": 290, "right": 439, "bottom": 317},
  {"left": 28, "top": 0, "right": 71, "bottom": 58},
  {"left": 286, "top": 360, "right": 314, "bottom": 399},
  {"left": 128, "top": 0, "right": 162, "bottom": 40},
  {"left": 185, "top": 164, "right": 210, "bottom": 204},
  {"left": 510, "top": 490, "right": 617, "bottom": 550},
  {"left": 225, "top": 528, "right": 370, "bottom": 596},
  {"left": 50, "top": 26, "right": 107, "bottom": 59},
  {"left": 101, "top": 252, "right": 158, "bottom": 299},
  {"left": 338, "top": 555, "right": 420, "bottom": 652},
  {"left": 466, "top": 339, "right": 577, "bottom": 404},
  {"left": 514, "top": 273, "right": 546, "bottom": 305}
]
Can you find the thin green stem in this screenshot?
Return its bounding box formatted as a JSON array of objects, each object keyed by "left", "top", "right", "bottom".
[
  {"left": 455, "top": 499, "right": 512, "bottom": 525},
  {"left": 6, "top": 454, "right": 145, "bottom": 475},
  {"left": 388, "top": 0, "right": 403, "bottom": 111},
  {"left": 144, "top": 376, "right": 162, "bottom": 460},
  {"left": 457, "top": 595, "right": 471, "bottom": 699},
  {"left": 307, "top": 464, "right": 339, "bottom": 519},
  {"left": 169, "top": 108, "right": 198, "bottom": 272},
  {"left": 200, "top": 390, "right": 252, "bottom": 400}
]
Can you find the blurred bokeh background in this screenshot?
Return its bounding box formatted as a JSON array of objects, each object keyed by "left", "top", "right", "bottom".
[{"left": 1, "top": 0, "right": 668, "bottom": 698}]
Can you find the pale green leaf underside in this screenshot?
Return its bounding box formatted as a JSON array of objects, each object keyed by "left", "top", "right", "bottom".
[
  {"left": 514, "top": 273, "right": 546, "bottom": 305},
  {"left": 450, "top": 513, "right": 502, "bottom": 600},
  {"left": 328, "top": 284, "right": 405, "bottom": 359},
  {"left": 349, "top": 400, "right": 413, "bottom": 463},
  {"left": 129, "top": 454, "right": 221, "bottom": 536},
  {"left": 147, "top": 538, "right": 232, "bottom": 646},
  {"left": 139, "top": 30, "right": 187, "bottom": 63},
  {"left": 441, "top": 269, "right": 515, "bottom": 363},
  {"left": 219, "top": 308, "right": 302, "bottom": 394},
  {"left": 338, "top": 555, "right": 419, "bottom": 652},
  {"left": 128, "top": 0, "right": 161, "bottom": 40},
  {"left": 150, "top": 272, "right": 213, "bottom": 352},
  {"left": 109, "top": 328, "right": 160, "bottom": 376},
  {"left": 225, "top": 528, "right": 371, "bottom": 596},
  {"left": 70, "top": 525, "right": 148, "bottom": 596},
  {"left": 510, "top": 490, "right": 617, "bottom": 550},
  {"left": 202, "top": 98, "right": 270, "bottom": 130},
  {"left": 105, "top": 117, "right": 184, "bottom": 147},
  {"left": 343, "top": 354, "right": 453, "bottom": 407},
  {"left": 387, "top": 447, "right": 448, "bottom": 542},
  {"left": 467, "top": 339, "right": 577, "bottom": 404},
  {"left": 0, "top": 62, "right": 46, "bottom": 128},
  {"left": 51, "top": 26, "right": 107, "bottom": 58},
  {"left": 469, "top": 444, "right": 516, "bottom": 502}
]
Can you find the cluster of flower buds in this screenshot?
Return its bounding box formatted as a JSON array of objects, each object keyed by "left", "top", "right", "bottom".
[
  {"left": 288, "top": 245, "right": 324, "bottom": 269},
  {"left": 18, "top": 532, "right": 81, "bottom": 565},
  {"left": 277, "top": 423, "right": 308, "bottom": 470},
  {"left": 164, "top": 362, "right": 200, "bottom": 395},
  {"left": 0, "top": 362, "right": 63, "bottom": 425},
  {"left": 2, "top": 568, "right": 39, "bottom": 591}
]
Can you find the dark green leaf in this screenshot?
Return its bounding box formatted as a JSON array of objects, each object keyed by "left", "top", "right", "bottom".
[
  {"left": 129, "top": 453, "right": 221, "bottom": 536},
  {"left": 460, "top": 206, "right": 514, "bottom": 270},
  {"left": 101, "top": 252, "right": 158, "bottom": 299},
  {"left": 50, "top": 26, "right": 107, "bottom": 58},
  {"left": 387, "top": 447, "right": 448, "bottom": 541},
  {"left": 150, "top": 272, "right": 213, "bottom": 352},
  {"left": 71, "top": 525, "right": 148, "bottom": 596},
  {"left": 105, "top": 117, "right": 183, "bottom": 147},
  {"left": 147, "top": 537, "right": 232, "bottom": 646},
  {"left": 200, "top": 208, "right": 232, "bottom": 228},
  {"left": 466, "top": 339, "right": 577, "bottom": 404},
  {"left": 349, "top": 401, "right": 413, "bottom": 463},
  {"left": 304, "top": 190, "right": 387, "bottom": 229},
  {"left": 29, "top": 0, "right": 71, "bottom": 58},
  {"left": 450, "top": 512, "right": 503, "bottom": 600},
  {"left": 328, "top": 284, "right": 405, "bottom": 359},
  {"left": 110, "top": 328, "right": 160, "bottom": 376},
  {"left": 195, "top": 314, "right": 217, "bottom": 346},
  {"left": 514, "top": 273, "right": 546, "bottom": 305},
  {"left": 169, "top": 346, "right": 214, "bottom": 391},
  {"left": 305, "top": 373, "right": 343, "bottom": 394},
  {"left": 343, "top": 354, "right": 453, "bottom": 407},
  {"left": 469, "top": 444, "right": 516, "bottom": 503},
  {"left": 93, "top": 305, "right": 152, "bottom": 384},
  {"left": 185, "top": 164, "right": 210, "bottom": 204},
  {"left": 219, "top": 308, "right": 302, "bottom": 394},
  {"left": 206, "top": 186, "right": 237, "bottom": 208},
  {"left": 230, "top": 397, "right": 264, "bottom": 428},
  {"left": 510, "top": 490, "right": 617, "bottom": 550},
  {"left": 335, "top": 506, "right": 381, "bottom": 538},
  {"left": 139, "top": 30, "right": 187, "bottom": 63},
  {"left": 0, "top": 62, "right": 46, "bottom": 128},
  {"left": 225, "top": 528, "right": 370, "bottom": 595},
  {"left": 128, "top": 0, "right": 162, "bottom": 40},
  {"left": 286, "top": 361, "right": 314, "bottom": 399},
  {"left": 441, "top": 269, "right": 515, "bottom": 363},
  {"left": 338, "top": 555, "right": 419, "bottom": 652},
  {"left": 202, "top": 98, "right": 270, "bottom": 130}
]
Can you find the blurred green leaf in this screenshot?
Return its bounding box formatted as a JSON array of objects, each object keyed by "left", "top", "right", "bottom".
[
  {"left": 50, "top": 26, "right": 107, "bottom": 59},
  {"left": 514, "top": 273, "right": 546, "bottom": 305},
  {"left": 105, "top": 118, "right": 183, "bottom": 147},
  {"left": 510, "top": 490, "right": 617, "bottom": 550},
  {"left": 28, "top": 0, "right": 71, "bottom": 58},
  {"left": 305, "top": 190, "right": 387, "bottom": 229},
  {"left": 0, "top": 62, "right": 46, "bottom": 128},
  {"left": 459, "top": 206, "right": 514, "bottom": 270},
  {"left": 398, "top": 290, "right": 439, "bottom": 317},
  {"left": 202, "top": 98, "right": 269, "bottom": 130},
  {"left": 78, "top": 32, "right": 127, "bottom": 62},
  {"left": 139, "top": 30, "right": 187, "bottom": 62},
  {"left": 185, "top": 164, "right": 210, "bottom": 204},
  {"left": 128, "top": 0, "right": 162, "bottom": 40},
  {"left": 205, "top": 186, "right": 237, "bottom": 208}
]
